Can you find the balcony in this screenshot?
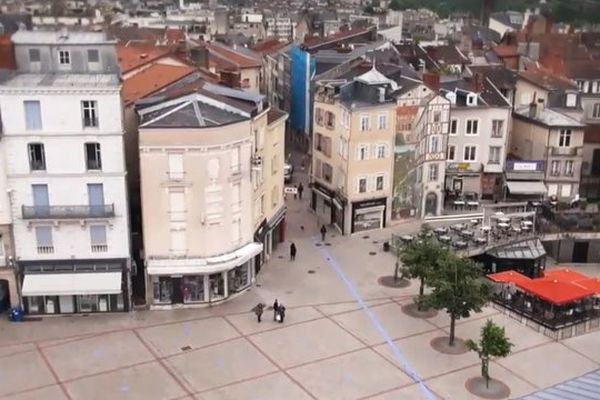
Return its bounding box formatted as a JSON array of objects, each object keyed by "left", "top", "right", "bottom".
[
  {"left": 548, "top": 146, "right": 582, "bottom": 157},
  {"left": 22, "top": 204, "right": 115, "bottom": 220}
]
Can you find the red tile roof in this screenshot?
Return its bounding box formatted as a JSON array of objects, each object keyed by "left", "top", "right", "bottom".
[
  {"left": 123, "top": 64, "right": 196, "bottom": 105},
  {"left": 488, "top": 270, "right": 532, "bottom": 284},
  {"left": 0, "top": 36, "right": 16, "bottom": 70},
  {"left": 117, "top": 44, "right": 173, "bottom": 74},
  {"left": 206, "top": 43, "right": 261, "bottom": 69},
  {"left": 519, "top": 65, "right": 577, "bottom": 91},
  {"left": 252, "top": 38, "right": 288, "bottom": 56}
]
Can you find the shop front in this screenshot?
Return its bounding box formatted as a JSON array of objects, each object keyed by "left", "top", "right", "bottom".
[
  {"left": 260, "top": 206, "right": 286, "bottom": 264},
  {"left": 20, "top": 259, "right": 129, "bottom": 315},
  {"left": 332, "top": 193, "right": 346, "bottom": 234},
  {"left": 310, "top": 181, "right": 335, "bottom": 225},
  {"left": 147, "top": 242, "right": 262, "bottom": 307},
  {"left": 351, "top": 198, "right": 387, "bottom": 234},
  {"left": 445, "top": 162, "right": 482, "bottom": 195}
]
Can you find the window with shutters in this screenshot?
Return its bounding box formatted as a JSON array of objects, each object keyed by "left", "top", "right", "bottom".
[
  {"left": 564, "top": 160, "right": 574, "bottom": 176},
  {"left": 90, "top": 225, "right": 108, "bottom": 252},
  {"left": 551, "top": 160, "right": 561, "bottom": 176},
  {"left": 376, "top": 144, "right": 386, "bottom": 159},
  {"left": 378, "top": 113, "right": 387, "bottom": 129},
  {"left": 24, "top": 101, "right": 42, "bottom": 130},
  {"left": 168, "top": 153, "right": 184, "bottom": 180},
  {"left": 360, "top": 115, "right": 369, "bottom": 131},
  {"left": 35, "top": 226, "right": 54, "bottom": 254},
  {"left": 169, "top": 191, "right": 186, "bottom": 221},
  {"left": 357, "top": 144, "right": 369, "bottom": 161}
]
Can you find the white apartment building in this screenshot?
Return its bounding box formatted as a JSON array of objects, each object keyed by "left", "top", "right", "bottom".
[
  {"left": 0, "top": 30, "right": 131, "bottom": 315},
  {"left": 265, "top": 16, "right": 293, "bottom": 41},
  {"left": 0, "top": 142, "right": 17, "bottom": 309}
]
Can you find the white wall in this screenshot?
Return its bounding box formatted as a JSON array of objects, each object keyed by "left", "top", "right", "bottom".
[
  {"left": 0, "top": 89, "right": 130, "bottom": 262},
  {"left": 0, "top": 142, "right": 11, "bottom": 225}
]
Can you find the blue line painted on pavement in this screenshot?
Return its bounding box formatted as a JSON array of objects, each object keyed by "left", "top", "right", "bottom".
[{"left": 316, "top": 239, "right": 437, "bottom": 400}]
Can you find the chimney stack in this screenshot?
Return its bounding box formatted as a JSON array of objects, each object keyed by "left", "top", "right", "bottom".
[
  {"left": 536, "top": 98, "right": 545, "bottom": 118},
  {"left": 473, "top": 72, "right": 485, "bottom": 93},
  {"left": 423, "top": 72, "right": 440, "bottom": 93}
]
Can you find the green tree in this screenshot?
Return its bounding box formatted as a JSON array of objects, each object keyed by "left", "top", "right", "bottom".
[
  {"left": 466, "top": 319, "right": 513, "bottom": 388},
  {"left": 398, "top": 226, "right": 444, "bottom": 310},
  {"left": 423, "top": 253, "right": 490, "bottom": 346}
]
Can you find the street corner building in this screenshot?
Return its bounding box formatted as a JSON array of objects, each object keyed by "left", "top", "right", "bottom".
[
  {"left": 0, "top": 30, "right": 132, "bottom": 314},
  {"left": 137, "top": 82, "right": 287, "bottom": 308}
]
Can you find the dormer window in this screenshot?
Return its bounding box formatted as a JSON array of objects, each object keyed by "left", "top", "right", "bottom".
[
  {"left": 466, "top": 93, "right": 477, "bottom": 106},
  {"left": 565, "top": 92, "right": 577, "bottom": 108}
]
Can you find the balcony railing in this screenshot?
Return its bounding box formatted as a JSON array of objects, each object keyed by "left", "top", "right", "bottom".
[
  {"left": 91, "top": 244, "right": 108, "bottom": 253},
  {"left": 37, "top": 246, "right": 54, "bottom": 254},
  {"left": 22, "top": 204, "right": 115, "bottom": 219},
  {"left": 548, "top": 146, "right": 582, "bottom": 156}
]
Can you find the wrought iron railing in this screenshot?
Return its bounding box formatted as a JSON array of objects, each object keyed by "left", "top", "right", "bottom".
[{"left": 22, "top": 204, "right": 115, "bottom": 219}]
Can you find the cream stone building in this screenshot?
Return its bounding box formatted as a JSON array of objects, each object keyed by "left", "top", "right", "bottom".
[
  {"left": 311, "top": 68, "right": 397, "bottom": 235},
  {"left": 138, "top": 83, "right": 286, "bottom": 307}
]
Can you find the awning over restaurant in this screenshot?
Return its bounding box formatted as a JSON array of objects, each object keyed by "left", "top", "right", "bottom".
[
  {"left": 506, "top": 180, "right": 547, "bottom": 195},
  {"left": 517, "top": 279, "right": 594, "bottom": 305},
  {"left": 22, "top": 272, "right": 122, "bottom": 296},
  {"left": 488, "top": 270, "right": 532, "bottom": 284},
  {"left": 147, "top": 242, "right": 263, "bottom": 275}
]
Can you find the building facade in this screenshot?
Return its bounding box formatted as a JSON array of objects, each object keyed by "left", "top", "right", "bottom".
[
  {"left": 138, "top": 85, "right": 286, "bottom": 307},
  {"left": 0, "top": 30, "right": 131, "bottom": 314},
  {"left": 311, "top": 68, "right": 396, "bottom": 234}
]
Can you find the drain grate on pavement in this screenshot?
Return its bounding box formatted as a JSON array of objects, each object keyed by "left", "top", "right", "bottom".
[
  {"left": 362, "top": 235, "right": 370, "bottom": 239},
  {"left": 181, "top": 346, "right": 192, "bottom": 351},
  {"left": 325, "top": 243, "right": 332, "bottom": 246},
  {"left": 315, "top": 243, "right": 322, "bottom": 247},
  {"left": 307, "top": 270, "right": 316, "bottom": 274},
  {"left": 369, "top": 251, "right": 377, "bottom": 256}
]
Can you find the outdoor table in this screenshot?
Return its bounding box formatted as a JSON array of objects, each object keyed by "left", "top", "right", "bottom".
[
  {"left": 453, "top": 200, "right": 465, "bottom": 209},
  {"left": 434, "top": 227, "right": 448, "bottom": 235},
  {"left": 480, "top": 226, "right": 491, "bottom": 232},
  {"left": 498, "top": 222, "right": 510, "bottom": 229},
  {"left": 453, "top": 240, "right": 468, "bottom": 249},
  {"left": 498, "top": 217, "right": 511, "bottom": 224},
  {"left": 461, "top": 230, "right": 474, "bottom": 238},
  {"left": 467, "top": 201, "right": 479, "bottom": 210},
  {"left": 474, "top": 237, "right": 487, "bottom": 245},
  {"left": 451, "top": 223, "right": 465, "bottom": 231},
  {"left": 438, "top": 235, "right": 452, "bottom": 243},
  {"left": 522, "top": 225, "right": 532, "bottom": 232},
  {"left": 470, "top": 219, "right": 480, "bottom": 226},
  {"left": 512, "top": 226, "right": 522, "bottom": 233},
  {"left": 521, "top": 220, "right": 533, "bottom": 227}
]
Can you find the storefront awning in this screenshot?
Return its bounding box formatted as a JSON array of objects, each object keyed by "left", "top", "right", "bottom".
[
  {"left": 147, "top": 242, "right": 263, "bottom": 276},
  {"left": 506, "top": 181, "right": 547, "bottom": 195},
  {"left": 22, "top": 272, "right": 122, "bottom": 296}
]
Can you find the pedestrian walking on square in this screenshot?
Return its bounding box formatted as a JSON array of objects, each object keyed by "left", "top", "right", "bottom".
[
  {"left": 278, "top": 304, "right": 286, "bottom": 323},
  {"left": 290, "top": 242, "right": 297, "bottom": 261},
  {"left": 254, "top": 303, "right": 264, "bottom": 323},
  {"left": 273, "top": 299, "right": 279, "bottom": 321},
  {"left": 298, "top": 183, "right": 304, "bottom": 199},
  {"left": 320, "top": 225, "right": 327, "bottom": 242}
]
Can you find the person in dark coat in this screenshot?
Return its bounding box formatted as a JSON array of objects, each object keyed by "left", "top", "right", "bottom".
[
  {"left": 290, "top": 242, "right": 297, "bottom": 261},
  {"left": 254, "top": 303, "right": 264, "bottom": 323},
  {"left": 320, "top": 225, "right": 327, "bottom": 242},
  {"left": 278, "top": 304, "right": 286, "bottom": 323},
  {"left": 273, "top": 299, "right": 279, "bottom": 321},
  {"left": 298, "top": 183, "right": 304, "bottom": 199}
]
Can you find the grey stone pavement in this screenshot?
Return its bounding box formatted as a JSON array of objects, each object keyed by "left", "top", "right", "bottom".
[{"left": 1, "top": 163, "right": 600, "bottom": 399}]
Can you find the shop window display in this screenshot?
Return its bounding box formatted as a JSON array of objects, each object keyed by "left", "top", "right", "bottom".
[
  {"left": 209, "top": 273, "right": 225, "bottom": 301},
  {"left": 153, "top": 277, "right": 173, "bottom": 303},
  {"left": 183, "top": 276, "right": 205, "bottom": 303},
  {"left": 228, "top": 263, "right": 250, "bottom": 293}
]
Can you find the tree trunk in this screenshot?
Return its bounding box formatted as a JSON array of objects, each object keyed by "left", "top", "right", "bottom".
[
  {"left": 394, "top": 262, "right": 399, "bottom": 282},
  {"left": 482, "top": 358, "right": 490, "bottom": 388},
  {"left": 448, "top": 315, "right": 456, "bottom": 346},
  {"left": 418, "top": 278, "right": 425, "bottom": 311}
]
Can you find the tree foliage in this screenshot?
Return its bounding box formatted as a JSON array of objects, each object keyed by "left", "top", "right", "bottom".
[
  {"left": 422, "top": 253, "right": 490, "bottom": 346},
  {"left": 466, "top": 319, "right": 513, "bottom": 388},
  {"left": 398, "top": 226, "right": 444, "bottom": 310}
]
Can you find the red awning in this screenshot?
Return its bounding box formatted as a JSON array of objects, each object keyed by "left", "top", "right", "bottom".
[
  {"left": 517, "top": 279, "right": 595, "bottom": 306},
  {"left": 488, "top": 270, "right": 532, "bottom": 284}
]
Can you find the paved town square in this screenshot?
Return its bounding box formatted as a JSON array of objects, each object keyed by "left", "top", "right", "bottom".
[{"left": 1, "top": 197, "right": 599, "bottom": 400}]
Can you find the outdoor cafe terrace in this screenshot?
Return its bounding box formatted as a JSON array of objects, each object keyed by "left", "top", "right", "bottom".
[{"left": 488, "top": 269, "right": 600, "bottom": 330}]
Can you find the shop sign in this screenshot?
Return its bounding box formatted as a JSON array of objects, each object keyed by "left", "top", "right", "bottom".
[
  {"left": 507, "top": 160, "right": 544, "bottom": 172},
  {"left": 284, "top": 186, "right": 298, "bottom": 194},
  {"left": 353, "top": 197, "right": 387, "bottom": 210},
  {"left": 446, "top": 162, "right": 481, "bottom": 173}
]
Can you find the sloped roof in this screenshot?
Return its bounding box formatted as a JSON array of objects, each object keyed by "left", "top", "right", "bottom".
[
  {"left": 206, "top": 42, "right": 261, "bottom": 69},
  {"left": 123, "top": 64, "right": 196, "bottom": 105},
  {"left": 117, "top": 44, "right": 173, "bottom": 73},
  {"left": 487, "top": 238, "right": 546, "bottom": 260},
  {"left": 519, "top": 67, "right": 578, "bottom": 91},
  {"left": 252, "top": 38, "right": 289, "bottom": 55},
  {"left": 514, "top": 106, "right": 585, "bottom": 128},
  {"left": 355, "top": 67, "right": 396, "bottom": 87}
]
